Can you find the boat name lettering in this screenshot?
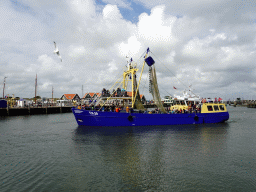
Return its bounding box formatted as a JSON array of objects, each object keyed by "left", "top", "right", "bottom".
[{"left": 89, "top": 112, "right": 98, "bottom": 115}]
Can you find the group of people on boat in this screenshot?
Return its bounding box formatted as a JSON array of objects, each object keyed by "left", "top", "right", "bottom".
[
  {"left": 76, "top": 96, "right": 226, "bottom": 114},
  {"left": 76, "top": 103, "right": 129, "bottom": 112},
  {"left": 101, "top": 88, "right": 128, "bottom": 98},
  {"left": 75, "top": 101, "right": 202, "bottom": 114}
]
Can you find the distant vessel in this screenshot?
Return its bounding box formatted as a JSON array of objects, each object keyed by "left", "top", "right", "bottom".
[{"left": 72, "top": 48, "right": 229, "bottom": 126}]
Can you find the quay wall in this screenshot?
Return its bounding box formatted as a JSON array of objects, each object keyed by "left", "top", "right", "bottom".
[
  {"left": 247, "top": 103, "right": 256, "bottom": 108},
  {"left": 0, "top": 106, "right": 72, "bottom": 116}
]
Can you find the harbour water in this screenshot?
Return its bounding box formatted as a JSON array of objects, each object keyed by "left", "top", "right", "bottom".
[{"left": 1, "top": 106, "right": 255, "bottom": 191}]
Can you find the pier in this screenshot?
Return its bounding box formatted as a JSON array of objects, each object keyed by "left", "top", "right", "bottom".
[
  {"left": 0, "top": 106, "right": 72, "bottom": 116},
  {"left": 247, "top": 102, "right": 256, "bottom": 108}
]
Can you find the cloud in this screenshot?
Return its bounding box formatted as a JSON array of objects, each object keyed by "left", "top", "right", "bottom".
[
  {"left": 1, "top": 0, "right": 256, "bottom": 100},
  {"left": 68, "top": 45, "right": 87, "bottom": 58},
  {"left": 136, "top": 6, "right": 177, "bottom": 52},
  {"left": 118, "top": 36, "right": 142, "bottom": 57},
  {"left": 102, "top": 0, "right": 132, "bottom": 10},
  {"left": 135, "top": 0, "right": 256, "bottom": 23},
  {"left": 69, "top": 0, "right": 96, "bottom": 18},
  {"left": 103, "top": 4, "right": 123, "bottom": 19}
]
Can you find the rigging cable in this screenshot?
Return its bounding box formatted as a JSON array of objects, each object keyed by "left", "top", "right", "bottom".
[
  {"left": 137, "top": 50, "right": 174, "bottom": 98},
  {"left": 150, "top": 51, "right": 198, "bottom": 97}
]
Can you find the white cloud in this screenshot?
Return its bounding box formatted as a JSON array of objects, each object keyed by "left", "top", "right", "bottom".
[
  {"left": 69, "top": 46, "right": 87, "bottom": 58},
  {"left": 1, "top": 0, "right": 256, "bottom": 100},
  {"left": 107, "top": 60, "right": 118, "bottom": 72},
  {"left": 103, "top": 4, "right": 123, "bottom": 20},
  {"left": 37, "top": 55, "right": 63, "bottom": 72},
  {"left": 118, "top": 36, "right": 142, "bottom": 57},
  {"left": 137, "top": 6, "right": 177, "bottom": 46},
  {"left": 70, "top": 0, "right": 96, "bottom": 17},
  {"left": 102, "top": 0, "right": 132, "bottom": 10}
]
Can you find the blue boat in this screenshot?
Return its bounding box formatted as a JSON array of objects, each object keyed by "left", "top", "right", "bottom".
[{"left": 72, "top": 48, "right": 229, "bottom": 126}]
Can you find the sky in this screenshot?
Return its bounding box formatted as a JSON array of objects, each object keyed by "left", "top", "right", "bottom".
[{"left": 1, "top": 0, "right": 256, "bottom": 101}]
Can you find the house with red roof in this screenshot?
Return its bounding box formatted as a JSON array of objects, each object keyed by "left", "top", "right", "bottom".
[
  {"left": 60, "top": 94, "right": 81, "bottom": 102},
  {"left": 82, "top": 93, "right": 101, "bottom": 103},
  {"left": 126, "top": 92, "right": 146, "bottom": 103},
  {"left": 83, "top": 93, "right": 101, "bottom": 99}
]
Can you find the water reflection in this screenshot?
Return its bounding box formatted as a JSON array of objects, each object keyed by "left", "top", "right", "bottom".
[
  {"left": 74, "top": 125, "right": 134, "bottom": 136},
  {"left": 71, "top": 123, "right": 229, "bottom": 191},
  {"left": 73, "top": 126, "right": 143, "bottom": 190}
]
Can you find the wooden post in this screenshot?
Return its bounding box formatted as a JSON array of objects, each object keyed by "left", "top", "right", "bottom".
[
  {"left": 35, "top": 74, "right": 37, "bottom": 105},
  {"left": 7, "top": 104, "right": 9, "bottom": 116}
]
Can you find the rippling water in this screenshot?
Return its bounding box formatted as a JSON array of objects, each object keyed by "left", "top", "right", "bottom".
[{"left": 1, "top": 106, "right": 256, "bottom": 191}]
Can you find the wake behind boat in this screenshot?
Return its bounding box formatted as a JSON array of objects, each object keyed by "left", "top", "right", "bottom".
[{"left": 72, "top": 48, "right": 229, "bottom": 126}]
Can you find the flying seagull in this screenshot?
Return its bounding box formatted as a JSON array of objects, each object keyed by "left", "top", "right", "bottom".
[{"left": 53, "top": 41, "right": 62, "bottom": 62}]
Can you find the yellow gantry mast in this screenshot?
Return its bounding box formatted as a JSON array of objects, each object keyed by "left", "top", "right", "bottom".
[
  {"left": 99, "top": 50, "right": 148, "bottom": 110},
  {"left": 121, "top": 53, "right": 148, "bottom": 108},
  {"left": 122, "top": 60, "right": 139, "bottom": 108}
]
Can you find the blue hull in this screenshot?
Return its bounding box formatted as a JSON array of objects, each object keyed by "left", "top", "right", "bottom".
[{"left": 72, "top": 108, "right": 229, "bottom": 126}]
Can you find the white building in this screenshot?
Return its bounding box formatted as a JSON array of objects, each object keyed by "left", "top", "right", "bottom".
[{"left": 17, "top": 99, "right": 32, "bottom": 107}]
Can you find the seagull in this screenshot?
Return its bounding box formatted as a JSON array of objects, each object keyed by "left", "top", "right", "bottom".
[{"left": 53, "top": 41, "right": 62, "bottom": 62}]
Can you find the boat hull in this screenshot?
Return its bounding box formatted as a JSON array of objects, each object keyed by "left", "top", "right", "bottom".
[{"left": 72, "top": 108, "right": 229, "bottom": 126}]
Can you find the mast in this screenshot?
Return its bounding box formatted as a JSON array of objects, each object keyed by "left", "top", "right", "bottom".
[
  {"left": 145, "top": 49, "right": 166, "bottom": 113},
  {"left": 52, "top": 86, "right": 53, "bottom": 104},
  {"left": 82, "top": 85, "right": 83, "bottom": 98},
  {"left": 121, "top": 58, "right": 139, "bottom": 108},
  {"left": 3, "top": 77, "right": 7, "bottom": 99},
  {"left": 35, "top": 74, "right": 37, "bottom": 104}
]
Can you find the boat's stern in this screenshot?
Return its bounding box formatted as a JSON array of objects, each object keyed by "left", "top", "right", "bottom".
[{"left": 201, "top": 103, "right": 229, "bottom": 123}]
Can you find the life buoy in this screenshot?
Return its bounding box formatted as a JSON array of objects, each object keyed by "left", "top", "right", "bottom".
[
  {"left": 194, "top": 115, "right": 199, "bottom": 121},
  {"left": 128, "top": 115, "right": 133, "bottom": 121}
]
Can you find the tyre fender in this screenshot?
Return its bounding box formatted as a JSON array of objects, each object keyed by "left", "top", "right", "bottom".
[{"left": 128, "top": 115, "right": 133, "bottom": 122}]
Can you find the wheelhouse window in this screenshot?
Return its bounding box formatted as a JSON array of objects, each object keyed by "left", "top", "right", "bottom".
[
  {"left": 207, "top": 105, "right": 213, "bottom": 111},
  {"left": 214, "top": 105, "right": 219, "bottom": 111},
  {"left": 219, "top": 105, "right": 225, "bottom": 111}
]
